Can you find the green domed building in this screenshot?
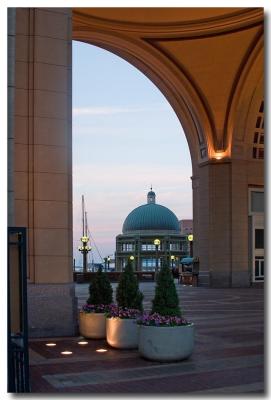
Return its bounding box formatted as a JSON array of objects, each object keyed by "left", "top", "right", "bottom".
[{"left": 115, "top": 190, "right": 189, "bottom": 271}]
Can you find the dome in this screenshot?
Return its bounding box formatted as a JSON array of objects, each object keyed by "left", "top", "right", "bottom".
[{"left": 122, "top": 203, "right": 180, "bottom": 234}]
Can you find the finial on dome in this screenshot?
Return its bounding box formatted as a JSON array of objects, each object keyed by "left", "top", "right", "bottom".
[{"left": 147, "top": 187, "right": 156, "bottom": 204}]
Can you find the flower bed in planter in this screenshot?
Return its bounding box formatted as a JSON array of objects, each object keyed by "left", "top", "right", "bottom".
[
  {"left": 106, "top": 306, "right": 141, "bottom": 349},
  {"left": 79, "top": 304, "right": 110, "bottom": 339},
  {"left": 137, "top": 313, "right": 194, "bottom": 361}
]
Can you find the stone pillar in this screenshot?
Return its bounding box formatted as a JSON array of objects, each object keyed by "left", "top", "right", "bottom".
[
  {"left": 231, "top": 158, "right": 264, "bottom": 286},
  {"left": 231, "top": 160, "right": 249, "bottom": 287},
  {"left": 12, "top": 8, "right": 76, "bottom": 337},
  {"left": 192, "top": 166, "right": 211, "bottom": 286},
  {"left": 195, "top": 161, "right": 235, "bottom": 287},
  {"left": 194, "top": 161, "right": 233, "bottom": 287},
  {"left": 208, "top": 161, "right": 232, "bottom": 287},
  {"left": 8, "top": 9, "right": 16, "bottom": 226},
  {"left": 193, "top": 159, "right": 257, "bottom": 288}
]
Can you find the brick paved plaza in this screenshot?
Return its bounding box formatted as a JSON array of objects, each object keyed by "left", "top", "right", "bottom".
[{"left": 29, "top": 283, "right": 264, "bottom": 394}]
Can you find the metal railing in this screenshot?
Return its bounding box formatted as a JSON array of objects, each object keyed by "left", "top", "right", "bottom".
[{"left": 8, "top": 227, "right": 30, "bottom": 392}]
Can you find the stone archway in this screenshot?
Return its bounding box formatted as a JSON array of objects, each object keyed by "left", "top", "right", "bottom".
[
  {"left": 72, "top": 7, "right": 264, "bottom": 287},
  {"left": 72, "top": 16, "right": 210, "bottom": 171}
]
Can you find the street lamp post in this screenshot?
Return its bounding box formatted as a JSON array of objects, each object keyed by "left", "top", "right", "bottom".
[
  {"left": 107, "top": 256, "right": 111, "bottom": 271},
  {"left": 129, "top": 255, "right": 135, "bottom": 270},
  {"left": 170, "top": 255, "right": 175, "bottom": 269},
  {"left": 188, "top": 234, "right": 194, "bottom": 257},
  {"left": 153, "top": 239, "right": 161, "bottom": 280},
  {"left": 78, "top": 235, "right": 91, "bottom": 273}
]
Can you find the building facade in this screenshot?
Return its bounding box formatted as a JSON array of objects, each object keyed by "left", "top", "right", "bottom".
[
  {"left": 179, "top": 220, "right": 193, "bottom": 236},
  {"left": 115, "top": 190, "right": 188, "bottom": 271}
]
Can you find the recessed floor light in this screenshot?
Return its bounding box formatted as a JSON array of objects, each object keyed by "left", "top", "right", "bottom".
[
  {"left": 61, "top": 351, "right": 73, "bottom": 355},
  {"left": 46, "top": 343, "right": 56, "bottom": 347},
  {"left": 78, "top": 341, "right": 88, "bottom": 345},
  {"left": 96, "top": 348, "right": 108, "bottom": 353}
]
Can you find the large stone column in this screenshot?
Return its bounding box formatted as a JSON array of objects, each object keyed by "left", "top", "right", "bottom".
[
  {"left": 231, "top": 158, "right": 264, "bottom": 287},
  {"left": 193, "top": 157, "right": 263, "bottom": 288},
  {"left": 12, "top": 8, "right": 75, "bottom": 337},
  {"left": 193, "top": 162, "right": 227, "bottom": 286},
  {"left": 8, "top": 9, "right": 16, "bottom": 226},
  {"left": 194, "top": 161, "right": 233, "bottom": 287}
]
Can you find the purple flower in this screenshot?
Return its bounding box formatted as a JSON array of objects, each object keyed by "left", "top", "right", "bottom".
[
  {"left": 105, "top": 305, "right": 142, "bottom": 319},
  {"left": 81, "top": 303, "right": 113, "bottom": 314},
  {"left": 137, "top": 312, "right": 190, "bottom": 327}
]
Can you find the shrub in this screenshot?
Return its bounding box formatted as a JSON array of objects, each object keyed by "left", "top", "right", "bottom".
[
  {"left": 116, "top": 260, "right": 143, "bottom": 311},
  {"left": 151, "top": 261, "right": 181, "bottom": 316},
  {"left": 87, "top": 266, "right": 113, "bottom": 306}
]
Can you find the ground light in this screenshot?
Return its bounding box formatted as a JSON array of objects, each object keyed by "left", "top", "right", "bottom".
[
  {"left": 61, "top": 351, "right": 73, "bottom": 355},
  {"left": 96, "top": 348, "right": 108, "bottom": 353},
  {"left": 45, "top": 343, "right": 56, "bottom": 347},
  {"left": 78, "top": 341, "right": 88, "bottom": 345}
]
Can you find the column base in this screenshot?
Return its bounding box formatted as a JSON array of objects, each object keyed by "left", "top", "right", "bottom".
[
  {"left": 231, "top": 270, "right": 251, "bottom": 287},
  {"left": 198, "top": 270, "right": 210, "bottom": 287},
  {"left": 27, "top": 283, "right": 78, "bottom": 338},
  {"left": 210, "top": 270, "right": 251, "bottom": 288}
]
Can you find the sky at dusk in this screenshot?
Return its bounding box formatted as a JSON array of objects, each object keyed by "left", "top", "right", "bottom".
[{"left": 72, "top": 40, "right": 192, "bottom": 266}]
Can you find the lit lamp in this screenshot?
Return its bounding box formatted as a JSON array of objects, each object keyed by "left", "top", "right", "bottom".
[
  {"left": 213, "top": 150, "right": 226, "bottom": 160},
  {"left": 78, "top": 235, "right": 91, "bottom": 273},
  {"left": 107, "top": 256, "right": 111, "bottom": 271},
  {"left": 129, "top": 255, "right": 135, "bottom": 271},
  {"left": 153, "top": 239, "right": 161, "bottom": 277},
  {"left": 170, "top": 255, "right": 175, "bottom": 269},
  {"left": 188, "top": 234, "right": 193, "bottom": 258}
]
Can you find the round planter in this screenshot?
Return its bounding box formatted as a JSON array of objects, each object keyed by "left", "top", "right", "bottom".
[
  {"left": 106, "top": 317, "right": 139, "bottom": 349},
  {"left": 138, "top": 323, "right": 194, "bottom": 361},
  {"left": 79, "top": 312, "right": 106, "bottom": 339}
]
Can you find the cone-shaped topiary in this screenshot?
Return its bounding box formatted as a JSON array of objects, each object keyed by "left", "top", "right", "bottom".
[
  {"left": 151, "top": 261, "right": 181, "bottom": 316},
  {"left": 87, "top": 266, "right": 113, "bottom": 305},
  {"left": 116, "top": 260, "right": 143, "bottom": 311}
]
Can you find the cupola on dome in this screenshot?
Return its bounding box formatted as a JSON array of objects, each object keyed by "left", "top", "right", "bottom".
[{"left": 122, "top": 190, "right": 179, "bottom": 234}]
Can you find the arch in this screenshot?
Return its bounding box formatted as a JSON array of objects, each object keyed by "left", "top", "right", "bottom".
[
  {"left": 72, "top": 15, "right": 216, "bottom": 171},
  {"left": 72, "top": 8, "right": 263, "bottom": 167},
  {"left": 228, "top": 33, "right": 264, "bottom": 159}
]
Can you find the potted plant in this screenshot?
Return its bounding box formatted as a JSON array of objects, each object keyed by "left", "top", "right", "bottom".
[
  {"left": 137, "top": 262, "right": 194, "bottom": 361},
  {"left": 79, "top": 266, "right": 113, "bottom": 339},
  {"left": 106, "top": 260, "right": 143, "bottom": 349}
]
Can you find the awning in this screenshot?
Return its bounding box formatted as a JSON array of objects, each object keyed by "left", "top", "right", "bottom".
[{"left": 180, "top": 257, "right": 194, "bottom": 265}]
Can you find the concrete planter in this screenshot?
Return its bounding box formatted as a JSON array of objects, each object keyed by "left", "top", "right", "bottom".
[
  {"left": 79, "top": 312, "right": 106, "bottom": 339},
  {"left": 138, "top": 323, "right": 194, "bottom": 361},
  {"left": 106, "top": 318, "right": 139, "bottom": 349}
]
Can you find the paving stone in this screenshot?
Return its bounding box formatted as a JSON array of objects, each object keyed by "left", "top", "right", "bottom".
[{"left": 29, "top": 284, "right": 264, "bottom": 394}]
